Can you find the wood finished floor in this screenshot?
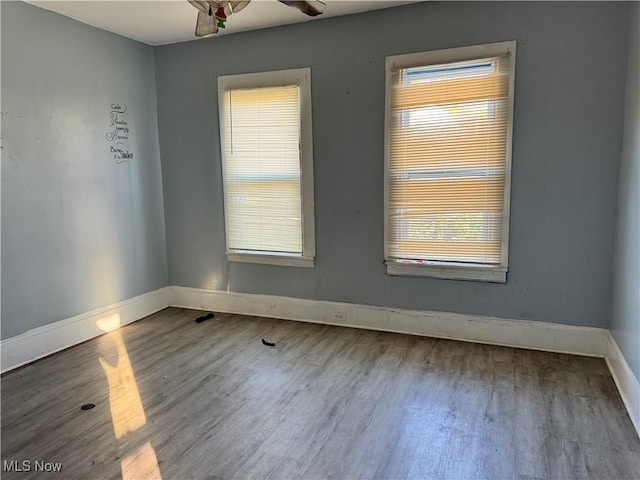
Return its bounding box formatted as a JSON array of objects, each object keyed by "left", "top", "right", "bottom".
[{"left": 2, "top": 307, "right": 639, "bottom": 480}]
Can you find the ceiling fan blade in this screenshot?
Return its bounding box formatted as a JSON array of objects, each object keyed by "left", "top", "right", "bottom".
[
  {"left": 195, "top": 10, "right": 218, "bottom": 36},
  {"left": 188, "top": 0, "right": 209, "bottom": 13},
  {"left": 278, "top": 0, "right": 325, "bottom": 17},
  {"left": 206, "top": 0, "right": 226, "bottom": 10},
  {"left": 228, "top": 0, "right": 251, "bottom": 14}
]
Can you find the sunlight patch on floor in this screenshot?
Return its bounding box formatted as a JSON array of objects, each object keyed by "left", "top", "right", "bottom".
[
  {"left": 121, "top": 441, "right": 162, "bottom": 480},
  {"left": 96, "top": 312, "right": 163, "bottom": 479}
]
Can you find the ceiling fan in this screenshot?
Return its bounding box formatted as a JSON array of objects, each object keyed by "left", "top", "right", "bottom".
[{"left": 188, "top": 0, "right": 326, "bottom": 37}]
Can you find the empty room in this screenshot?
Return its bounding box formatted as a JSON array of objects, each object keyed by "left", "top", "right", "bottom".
[{"left": 1, "top": 0, "right": 639, "bottom": 478}]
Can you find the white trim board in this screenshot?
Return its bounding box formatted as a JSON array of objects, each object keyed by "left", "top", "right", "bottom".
[
  {"left": 0, "top": 287, "right": 169, "bottom": 374},
  {"left": 0, "top": 286, "right": 610, "bottom": 374},
  {"left": 606, "top": 333, "right": 640, "bottom": 436},
  {"left": 168, "top": 286, "right": 609, "bottom": 358}
]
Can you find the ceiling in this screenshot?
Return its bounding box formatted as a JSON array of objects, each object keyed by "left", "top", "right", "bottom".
[{"left": 26, "top": 0, "right": 422, "bottom": 46}]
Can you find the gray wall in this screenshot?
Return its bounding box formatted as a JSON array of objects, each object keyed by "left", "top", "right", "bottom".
[
  {"left": 611, "top": 2, "right": 640, "bottom": 380},
  {"left": 155, "top": 1, "right": 630, "bottom": 329},
  {"left": 1, "top": 2, "right": 167, "bottom": 339}
]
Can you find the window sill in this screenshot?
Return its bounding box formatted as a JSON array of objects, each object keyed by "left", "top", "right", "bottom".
[
  {"left": 385, "top": 261, "right": 507, "bottom": 283},
  {"left": 228, "top": 252, "right": 315, "bottom": 268}
]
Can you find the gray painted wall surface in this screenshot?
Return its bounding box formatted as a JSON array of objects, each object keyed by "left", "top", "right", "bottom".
[
  {"left": 611, "top": 3, "right": 640, "bottom": 380},
  {"left": 155, "top": 1, "right": 629, "bottom": 328},
  {"left": 1, "top": 2, "right": 167, "bottom": 339}
]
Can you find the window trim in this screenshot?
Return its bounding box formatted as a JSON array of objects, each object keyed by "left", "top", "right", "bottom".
[
  {"left": 383, "top": 41, "right": 516, "bottom": 283},
  {"left": 217, "top": 68, "right": 315, "bottom": 268}
]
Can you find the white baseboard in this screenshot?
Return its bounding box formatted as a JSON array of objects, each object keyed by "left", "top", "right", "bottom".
[
  {"left": 168, "top": 286, "right": 609, "bottom": 357},
  {"left": 1, "top": 287, "right": 169, "bottom": 374},
  {"left": 606, "top": 333, "right": 640, "bottom": 437}
]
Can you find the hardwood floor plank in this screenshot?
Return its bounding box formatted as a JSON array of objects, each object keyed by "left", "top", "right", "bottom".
[{"left": 2, "top": 307, "right": 639, "bottom": 480}]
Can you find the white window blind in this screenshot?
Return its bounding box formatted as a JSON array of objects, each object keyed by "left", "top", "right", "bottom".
[
  {"left": 386, "top": 43, "right": 515, "bottom": 278},
  {"left": 222, "top": 84, "right": 303, "bottom": 255}
]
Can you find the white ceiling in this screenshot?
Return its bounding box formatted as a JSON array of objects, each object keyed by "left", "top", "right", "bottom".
[{"left": 26, "top": 0, "right": 422, "bottom": 46}]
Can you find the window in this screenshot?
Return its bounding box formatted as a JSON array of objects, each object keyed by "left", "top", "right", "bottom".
[
  {"left": 218, "top": 68, "right": 315, "bottom": 267},
  {"left": 384, "top": 42, "right": 516, "bottom": 283}
]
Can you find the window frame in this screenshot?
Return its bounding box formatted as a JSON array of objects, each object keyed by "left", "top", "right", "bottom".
[
  {"left": 217, "top": 68, "right": 315, "bottom": 268},
  {"left": 384, "top": 41, "right": 516, "bottom": 283}
]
